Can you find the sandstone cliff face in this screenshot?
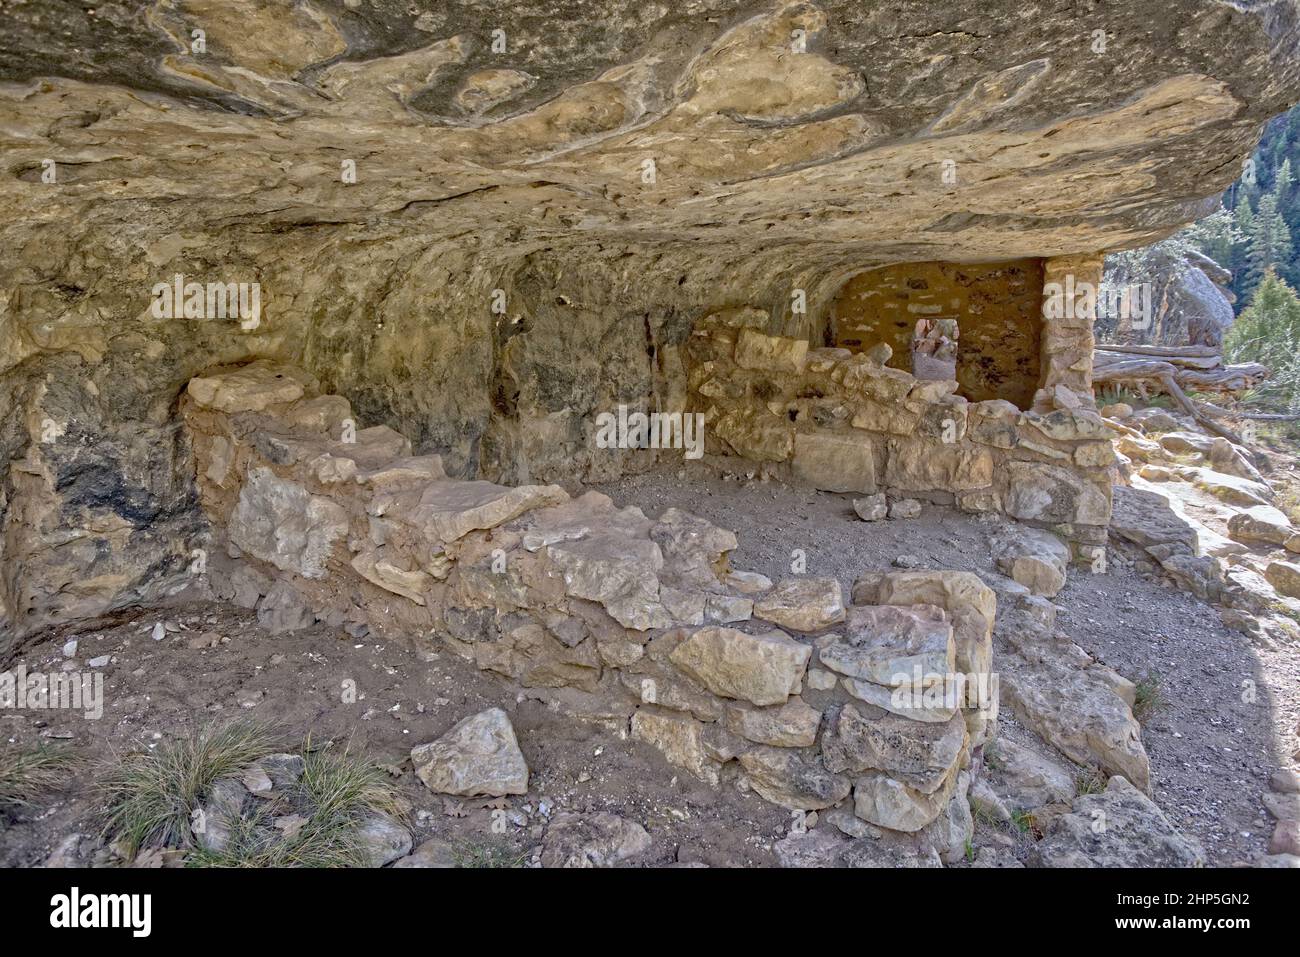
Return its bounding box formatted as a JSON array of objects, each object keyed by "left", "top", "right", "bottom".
[
  {"left": 1, "top": 0, "right": 1299, "bottom": 646},
  {"left": 1098, "top": 249, "right": 1239, "bottom": 348}
]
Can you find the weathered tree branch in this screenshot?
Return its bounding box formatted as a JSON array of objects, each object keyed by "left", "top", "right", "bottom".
[{"left": 1091, "top": 345, "right": 1266, "bottom": 445}]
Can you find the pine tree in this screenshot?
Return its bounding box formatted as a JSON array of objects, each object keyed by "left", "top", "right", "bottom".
[
  {"left": 1278, "top": 157, "right": 1298, "bottom": 244},
  {"left": 1230, "top": 197, "right": 1256, "bottom": 297},
  {"left": 1224, "top": 270, "right": 1300, "bottom": 409},
  {"left": 1245, "top": 192, "right": 1294, "bottom": 295},
  {"left": 1235, "top": 105, "right": 1300, "bottom": 289},
  {"left": 1184, "top": 206, "right": 1238, "bottom": 265},
  {"left": 1234, "top": 195, "right": 1256, "bottom": 232}
]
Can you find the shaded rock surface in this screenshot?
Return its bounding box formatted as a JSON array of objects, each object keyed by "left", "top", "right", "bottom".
[
  {"left": 1001, "top": 650, "right": 1149, "bottom": 791},
  {"left": 2, "top": 0, "right": 1299, "bottom": 648},
  {"left": 355, "top": 812, "right": 414, "bottom": 868},
  {"left": 539, "top": 812, "right": 652, "bottom": 868},
  {"left": 773, "top": 826, "right": 943, "bottom": 868}
]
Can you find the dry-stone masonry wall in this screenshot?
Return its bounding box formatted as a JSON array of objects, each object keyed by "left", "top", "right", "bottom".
[
  {"left": 830, "top": 259, "right": 1044, "bottom": 408},
  {"left": 182, "top": 360, "right": 1003, "bottom": 862},
  {"left": 686, "top": 282, "right": 1116, "bottom": 556},
  {"left": 2, "top": 1, "right": 1297, "bottom": 650}
]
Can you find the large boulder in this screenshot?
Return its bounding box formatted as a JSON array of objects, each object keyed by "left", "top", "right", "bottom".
[
  {"left": 1109, "top": 485, "right": 1200, "bottom": 551},
  {"left": 987, "top": 737, "right": 1077, "bottom": 810},
  {"left": 1001, "top": 654, "right": 1150, "bottom": 791},
  {"left": 1228, "top": 505, "right": 1295, "bottom": 547},
  {"left": 1101, "top": 248, "right": 1235, "bottom": 348},
  {"left": 1266, "top": 560, "right": 1300, "bottom": 600},
  {"left": 1176, "top": 466, "right": 1272, "bottom": 508},
  {"left": 1164, "top": 252, "right": 1237, "bottom": 348}
]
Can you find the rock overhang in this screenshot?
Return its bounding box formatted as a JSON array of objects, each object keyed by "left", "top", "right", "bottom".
[
  {"left": 0, "top": 0, "right": 1298, "bottom": 269},
  {"left": 2, "top": 0, "right": 1300, "bottom": 650}
]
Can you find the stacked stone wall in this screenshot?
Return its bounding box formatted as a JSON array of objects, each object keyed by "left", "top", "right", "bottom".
[
  {"left": 180, "top": 360, "right": 1003, "bottom": 862},
  {"left": 686, "top": 294, "right": 1115, "bottom": 554}
]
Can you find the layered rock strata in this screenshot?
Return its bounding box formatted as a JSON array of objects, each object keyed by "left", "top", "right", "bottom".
[{"left": 3, "top": 1, "right": 1298, "bottom": 644}]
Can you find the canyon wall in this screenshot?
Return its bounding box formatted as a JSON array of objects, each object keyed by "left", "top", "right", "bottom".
[{"left": 2, "top": 0, "right": 1300, "bottom": 649}]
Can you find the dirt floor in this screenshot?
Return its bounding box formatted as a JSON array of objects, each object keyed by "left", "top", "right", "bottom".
[
  {"left": 0, "top": 597, "right": 791, "bottom": 868},
  {"left": 1, "top": 461, "right": 1296, "bottom": 867},
  {"left": 594, "top": 462, "right": 1300, "bottom": 865}
]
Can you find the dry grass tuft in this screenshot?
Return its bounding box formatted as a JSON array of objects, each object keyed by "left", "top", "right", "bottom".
[
  {"left": 0, "top": 743, "right": 79, "bottom": 811},
  {"left": 100, "top": 722, "right": 406, "bottom": 868}
]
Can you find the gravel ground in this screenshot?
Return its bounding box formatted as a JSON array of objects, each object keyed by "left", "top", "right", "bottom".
[
  {"left": 2, "top": 461, "right": 1294, "bottom": 867},
  {"left": 594, "top": 461, "right": 1300, "bottom": 865}
]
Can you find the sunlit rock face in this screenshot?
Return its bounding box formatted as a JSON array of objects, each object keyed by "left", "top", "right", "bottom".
[
  {"left": 1, "top": 0, "right": 1299, "bottom": 647},
  {"left": 830, "top": 261, "right": 1045, "bottom": 409}
]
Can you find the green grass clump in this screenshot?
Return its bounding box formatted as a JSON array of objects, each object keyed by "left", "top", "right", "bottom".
[
  {"left": 1132, "top": 673, "right": 1166, "bottom": 721},
  {"left": 99, "top": 720, "right": 278, "bottom": 857},
  {"left": 188, "top": 745, "right": 406, "bottom": 868},
  {"left": 101, "top": 721, "right": 407, "bottom": 868}
]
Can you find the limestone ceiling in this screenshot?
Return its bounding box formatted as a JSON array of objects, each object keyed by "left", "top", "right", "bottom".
[{"left": 2, "top": 0, "right": 1300, "bottom": 267}]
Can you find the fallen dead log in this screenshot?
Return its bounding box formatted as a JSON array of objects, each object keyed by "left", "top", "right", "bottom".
[
  {"left": 1091, "top": 352, "right": 1256, "bottom": 445},
  {"left": 1092, "top": 357, "right": 1180, "bottom": 379},
  {"left": 1158, "top": 375, "right": 1244, "bottom": 445},
  {"left": 1091, "top": 345, "right": 1286, "bottom": 449},
  {"left": 1198, "top": 402, "right": 1300, "bottom": 421},
  {"left": 1093, "top": 345, "right": 1267, "bottom": 395},
  {"left": 1093, "top": 343, "right": 1221, "bottom": 358},
  {"left": 1176, "top": 363, "right": 1268, "bottom": 391},
  {"left": 1096, "top": 350, "right": 1220, "bottom": 370}
]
